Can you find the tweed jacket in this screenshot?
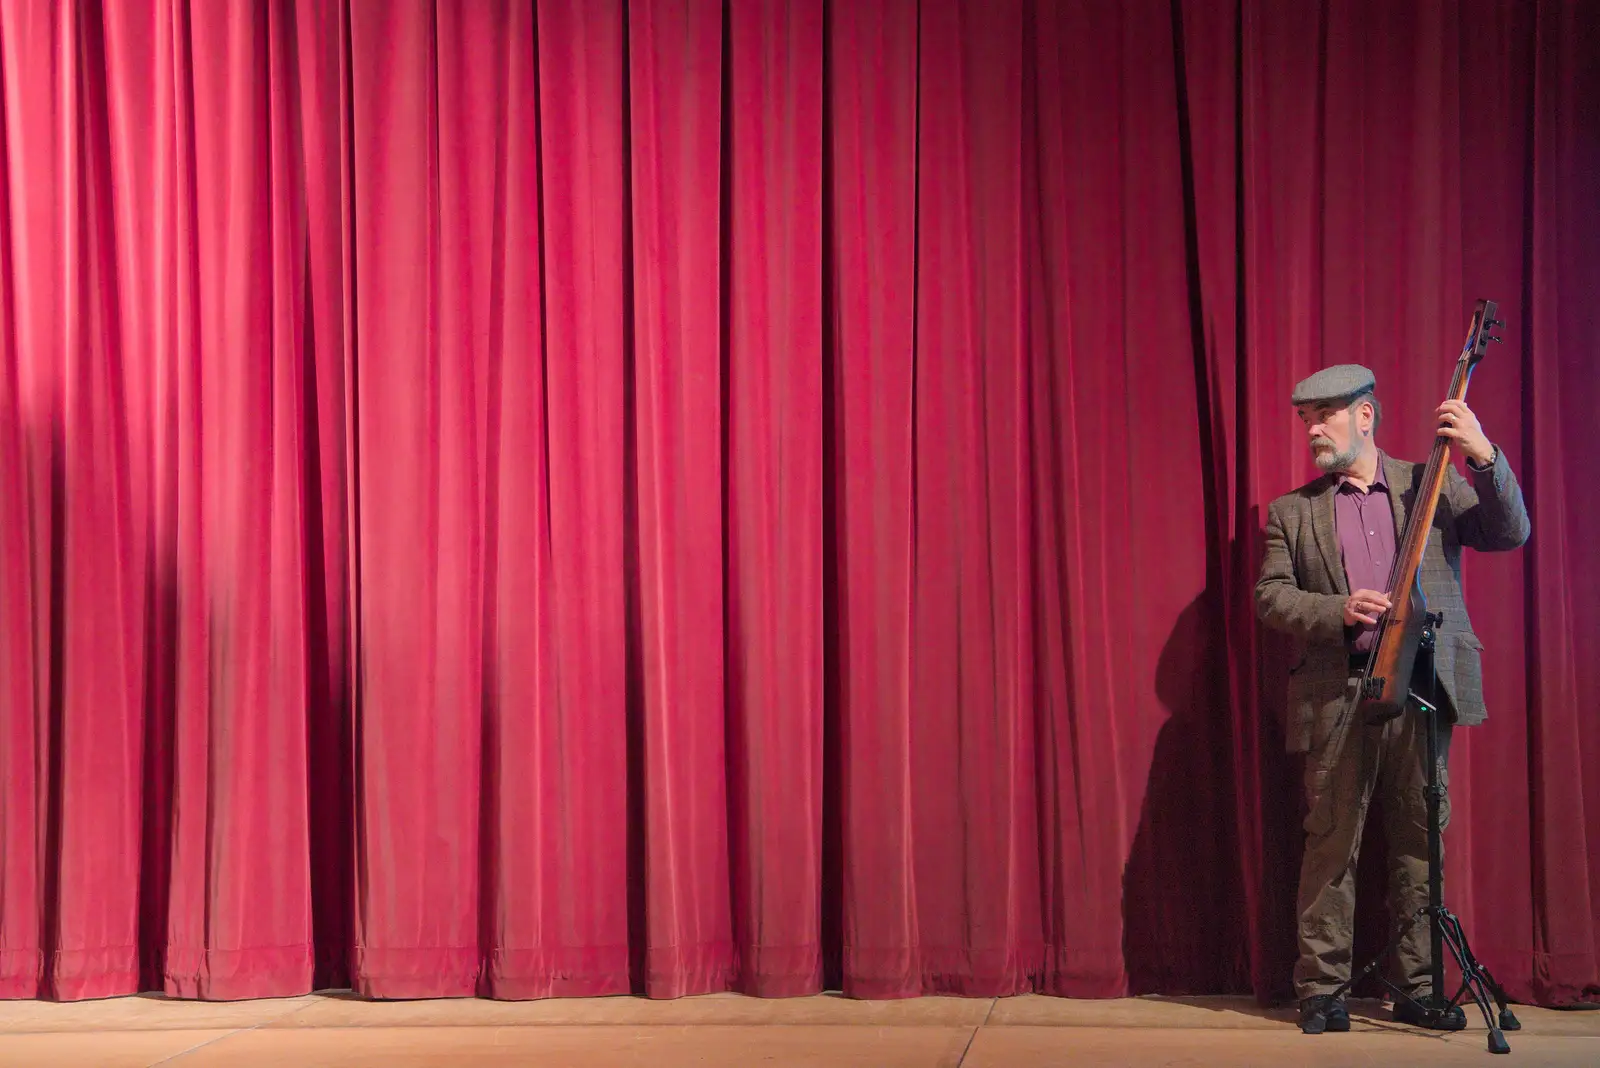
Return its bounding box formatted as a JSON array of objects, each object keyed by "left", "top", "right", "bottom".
[{"left": 1255, "top": 448, "right": 1530, "bottom": 754}]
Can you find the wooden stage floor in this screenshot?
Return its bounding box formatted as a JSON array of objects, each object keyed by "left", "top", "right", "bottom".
[{"left": 2, "top": 990, "right": 1597, "bottom": 1066}]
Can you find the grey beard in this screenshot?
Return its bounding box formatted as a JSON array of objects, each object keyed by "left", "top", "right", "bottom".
[{"left": 1312, "top": 438, "right": 1361, "bottom": 472}]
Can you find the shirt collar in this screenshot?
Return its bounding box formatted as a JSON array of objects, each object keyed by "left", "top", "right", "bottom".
[{"left": 1334, "top": 451, "right": 1389, "bottom": 492}]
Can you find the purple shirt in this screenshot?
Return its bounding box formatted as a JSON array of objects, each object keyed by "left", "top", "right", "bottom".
[{"left": 1334, "top": 459, "right": 1397, "bottom": 653}]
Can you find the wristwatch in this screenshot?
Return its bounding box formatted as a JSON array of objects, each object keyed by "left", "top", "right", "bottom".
[{"left": 1466, "top": 444, "right": 1498, "bottom": 471}]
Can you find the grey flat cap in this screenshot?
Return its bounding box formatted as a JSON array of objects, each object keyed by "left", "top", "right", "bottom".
[{"left": 1290, "top": 363, "right": 1376, "bottom": 405}]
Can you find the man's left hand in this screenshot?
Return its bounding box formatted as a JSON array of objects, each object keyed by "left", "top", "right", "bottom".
[{"left": 1436, "top": 400, "right": 1494, "bottom": 466}]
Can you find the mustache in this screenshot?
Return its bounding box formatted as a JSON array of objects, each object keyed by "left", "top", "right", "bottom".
[{"left": 1310, "top": 436, "right": 1335, "bottom": 449}]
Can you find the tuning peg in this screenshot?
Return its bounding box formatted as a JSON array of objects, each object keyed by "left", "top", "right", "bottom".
[
  {"left": 1488, "top": 318, "right": 1505, "bottom": 327},
  {"left": 1486, "top": 334, "right": 1504, "bottom": 344}
]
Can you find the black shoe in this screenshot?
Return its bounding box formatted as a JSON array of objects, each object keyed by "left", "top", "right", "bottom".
[
  {"left": 1393, "top": 994, "right": 1468, "bottom": 1030},
  {"left": 1299, "top": 995, "right": 1351, "bottom": 1034}
]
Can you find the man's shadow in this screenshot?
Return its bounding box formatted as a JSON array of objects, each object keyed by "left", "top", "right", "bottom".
[{"left": 1123, "top": 514, "right": 1380, "bottom": 1003}]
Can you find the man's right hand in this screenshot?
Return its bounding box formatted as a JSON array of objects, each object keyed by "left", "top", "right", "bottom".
[{"left": 1343, "top": 589, "right": 1392, "bottom": 627}]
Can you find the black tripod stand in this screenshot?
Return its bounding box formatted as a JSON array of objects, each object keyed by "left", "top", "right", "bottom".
[{"left": 1310, "top": 611, "right": 1522, "bottom": 1053}]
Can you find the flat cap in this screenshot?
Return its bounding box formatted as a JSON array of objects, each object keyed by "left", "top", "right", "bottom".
[{"left": 1290, "top": 363, "right": 1376, "bottom": 405}]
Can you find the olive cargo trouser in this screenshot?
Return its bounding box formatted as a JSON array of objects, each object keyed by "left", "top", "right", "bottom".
[{"left": 1294, "top": 682, "right": 1453, "bottom": 1001}]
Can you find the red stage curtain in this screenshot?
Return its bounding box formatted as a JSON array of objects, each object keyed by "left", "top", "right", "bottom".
[{"left": 1, "top": 0, "right": 1596, "bottom": 1005}]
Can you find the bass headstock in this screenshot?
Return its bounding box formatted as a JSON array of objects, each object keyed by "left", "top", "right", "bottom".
[{"left": 1462, "top": 298, "right": 1503, "bottom": 366}]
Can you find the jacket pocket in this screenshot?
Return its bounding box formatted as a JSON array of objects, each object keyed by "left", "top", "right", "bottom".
[{"left": 1448, "top": 631, "right": 1487, "bottom": 721}]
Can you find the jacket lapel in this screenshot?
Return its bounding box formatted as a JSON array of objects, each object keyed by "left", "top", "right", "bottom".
[
  {"left": 1382, "top": 453, "right": 1412, "bottom": 540},
  {"left": 1308, "top": 476, "right": 1348, "bottom": 595}
]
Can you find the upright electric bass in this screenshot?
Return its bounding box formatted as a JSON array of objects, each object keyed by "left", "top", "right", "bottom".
[{"left": 1355, "top": 299, "right": 1504, "bottom": 724}]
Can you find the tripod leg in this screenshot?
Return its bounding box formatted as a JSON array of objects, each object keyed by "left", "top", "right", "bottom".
[
  {"left": 1438, "top": 914, "right": 1511, "bottom": 1053},
  {"left": 1485, "top": 971, "right": 1521, "bottom": 1032},
  {"left": 1442, "top": 911, "right": 1521, "bottom": 1031},
  {"left": 1324, "top": 905, "right": 1428, "bottom": 1007}
]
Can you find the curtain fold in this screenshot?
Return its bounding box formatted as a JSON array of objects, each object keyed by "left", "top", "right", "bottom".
[{"left": 1, "top": 0, "right": 1596, "bottom": 1006}]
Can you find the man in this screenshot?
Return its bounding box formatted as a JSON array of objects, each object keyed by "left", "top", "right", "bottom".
[{"left": 1254, "top": 364, "right": 1530, "bottom": 1034}]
